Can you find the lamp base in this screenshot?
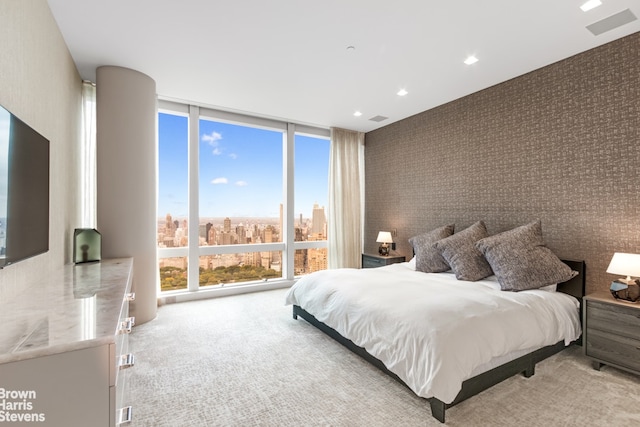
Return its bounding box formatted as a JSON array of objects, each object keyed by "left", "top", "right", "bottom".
[
  {"left": 610, "top": 280, "right": 640, "bottom": 302},
  {"left": 378, "top": 245, "right": 389, "bottom": 256}
]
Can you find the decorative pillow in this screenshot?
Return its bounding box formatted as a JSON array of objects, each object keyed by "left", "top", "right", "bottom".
[
  {"left": 475, "top": 220, "right": 577, "bottom": 291},
  {"left": 409, "top": 224, "right": 454, "bottom": 273},
  {"left": 434, "top": 221, "right": 493, "bottom": 281}
]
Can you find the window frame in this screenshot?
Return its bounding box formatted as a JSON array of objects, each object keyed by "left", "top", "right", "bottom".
[{"left": 157, "top": 100, "right": 329, "bottom": 297}]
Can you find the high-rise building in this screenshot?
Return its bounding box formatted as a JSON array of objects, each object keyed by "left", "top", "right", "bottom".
[
  {"left": 205, "top": 222, "right": 213, "bottom": 244},
  {"left": 264, "top": 225, "right": 273, "bottom": 243},
  {"left": 312, "top": 203, "right": 326, "bottom": 236},
  {"left": 223, "top": 217, "right": 231, "bottom": 233},
  {"left": 165, "top": 213, "right": 175, "bottom": 237},
  {"left": 208, "top": 227, "right": 217, "bottom": 245}
]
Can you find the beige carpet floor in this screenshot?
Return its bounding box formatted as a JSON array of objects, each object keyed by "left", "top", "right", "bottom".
[{"left": 128, "top": 288, "right": 640, "bottom": 426}]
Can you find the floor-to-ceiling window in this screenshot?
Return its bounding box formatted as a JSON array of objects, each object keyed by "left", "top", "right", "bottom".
[{"left": 157, "top": 101, "right": 329, "bottom": 295}]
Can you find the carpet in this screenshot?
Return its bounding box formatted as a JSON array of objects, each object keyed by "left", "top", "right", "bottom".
[{"left": 128, "top": 288, "right": 640, "bottom": 426}]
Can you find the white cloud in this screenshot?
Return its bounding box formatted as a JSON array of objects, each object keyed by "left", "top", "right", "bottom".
[
  {"left": 202, "top": 131, "right": 224, "bottom": 155},
  {"left": 211, "top": 177, "right": 228, "bottom": 184},
  {"left": 202, "top": 131, "right": 222, "bottom": 145},
  {"left": 235, "top": 180, "right": 248, "bottom": 187},
  {"left": 229, "top": 153, "right": 237, "bottom": 159}
]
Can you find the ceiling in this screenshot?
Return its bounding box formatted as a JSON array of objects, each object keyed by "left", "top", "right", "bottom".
[{"left": 47, "top": 0, "right": 639, "bottom": 133}]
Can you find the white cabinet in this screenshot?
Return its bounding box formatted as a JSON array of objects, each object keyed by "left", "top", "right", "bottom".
[{"left": 0, "top": 258, "right": 135, "bottom": 426}]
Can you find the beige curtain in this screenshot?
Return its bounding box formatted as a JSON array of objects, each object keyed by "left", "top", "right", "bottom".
[
  {"left": 80, "top": 80, "right": 97, "bottom": 227},
  {"left": 328, "top": 127, "right": 365, "bottom": 269}
]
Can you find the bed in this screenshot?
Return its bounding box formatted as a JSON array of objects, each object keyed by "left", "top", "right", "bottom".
[{"left": 285, "top": 221, "right": 585, "bottom": 423}]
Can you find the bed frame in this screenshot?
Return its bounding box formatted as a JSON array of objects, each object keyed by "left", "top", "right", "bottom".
[{"left": 291, "top": 259, "right": 585, "bottom": 423}]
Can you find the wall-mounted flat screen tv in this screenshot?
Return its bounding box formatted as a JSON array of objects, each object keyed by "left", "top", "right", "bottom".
[{"left": 0, "top": 103, "right": 50, "bottom": 268}]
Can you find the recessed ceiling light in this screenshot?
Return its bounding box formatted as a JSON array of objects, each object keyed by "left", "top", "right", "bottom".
[
  {"left": 397, "top": 89, "right": 408, "bottom": 96},
  {"left": 464, "top": 55, "right": 479, "bottom": 65},
  {"left": 354, "top": 111, "right": 362, "bottom": 117},
  {"left": 580, "top": 0, "right": 602, "bottom": 12}
]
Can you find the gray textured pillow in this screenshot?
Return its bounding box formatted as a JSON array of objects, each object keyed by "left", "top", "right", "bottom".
[
  {"left": 409, "top": 224, "right": 454, "bottom": 273},
  {"left": 434, "top": 221, "right": 493, "bottom": 281},
  {"left": 475, "top": 220, "right": 577, "bottom": 291}
]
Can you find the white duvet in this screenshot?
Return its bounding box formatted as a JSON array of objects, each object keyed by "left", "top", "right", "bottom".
[{"left": 284, "top": 262, "right": 581, "bottom": 404}]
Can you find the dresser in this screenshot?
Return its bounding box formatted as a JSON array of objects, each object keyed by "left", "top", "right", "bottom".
[
  {"left": 0, "top": 258, "right": 135, "bottom": 426},
  {"left": 362, "top": 253, "right": 406, "bottom": 268},
  {"left": 583, "top": 292, "right": 640, "bottom": 376}
]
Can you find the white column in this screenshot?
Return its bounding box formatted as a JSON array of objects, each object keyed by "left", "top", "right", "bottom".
[{"left": 96, "top": 66, "right": 157, "bottom": 324}]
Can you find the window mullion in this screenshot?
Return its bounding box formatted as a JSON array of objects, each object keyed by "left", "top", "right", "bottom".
[
  {"left": 187, "top": 105, "right": 200, "bottom": 292},
  {"left": 283, "top": 123, "right": 295, "bottom": 280}
]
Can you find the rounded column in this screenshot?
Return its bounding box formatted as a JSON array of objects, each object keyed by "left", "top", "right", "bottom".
[{"left": 96, "top": 66, "right": 157, "bottom": 324}]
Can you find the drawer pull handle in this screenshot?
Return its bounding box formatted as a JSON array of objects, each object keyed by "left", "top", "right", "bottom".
[
  {"left": 125, "top": 292, "right": 136, "bottom": 302},
  {"left": 117, "top": 406, "right": 133, "bottom": 425},
  {"left": 119, "top": 353, "right": 135, "bottom": 370},
  {"left": 119, "top": 317, "right": 135, "bottom": 334}
]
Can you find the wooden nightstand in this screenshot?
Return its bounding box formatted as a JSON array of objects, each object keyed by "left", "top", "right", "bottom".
[
  {"left": 362, "top": 253, "right": 405, "bottom": 268},
  {"left": 583, "top": 292, "right": 640, "bottom": 376}
]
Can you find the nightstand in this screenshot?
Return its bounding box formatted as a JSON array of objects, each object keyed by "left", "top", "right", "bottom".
[
  {"left": 362, "top": 253, "right": 405, "bottom": 268},
  {"left": 583, "top": 292, "right": 640, "bottom": 376}
]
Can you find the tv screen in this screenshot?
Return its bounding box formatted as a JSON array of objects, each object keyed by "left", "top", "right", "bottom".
[{"left": 0, "top": 104, "right": 50, "bottom": 268}]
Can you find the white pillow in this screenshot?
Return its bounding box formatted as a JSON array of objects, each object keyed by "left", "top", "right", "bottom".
[{"left": 407, "top": 256, "right": 416, "bottom": 269}]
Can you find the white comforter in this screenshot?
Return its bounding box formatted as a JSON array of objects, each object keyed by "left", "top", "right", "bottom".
[{"left": 285, "top": 262, "right": 581, "bottom": 404}]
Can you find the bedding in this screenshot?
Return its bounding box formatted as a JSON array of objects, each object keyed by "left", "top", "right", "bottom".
[
  {"left": 285, "top": 261, "right": 581, "bottom": 404},
  {"left": 433, "top": 221, "right": 493, "bottom": 281},
  {"left": 476, "top": 220, "right": 577, "bottom": 291},
  {"left": 408, "top": 224, "right": 454, "bottom": 273}
]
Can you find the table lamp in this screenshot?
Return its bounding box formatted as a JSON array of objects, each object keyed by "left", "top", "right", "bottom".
[
  {"left": 376, "top": 231, "right": 393, "bottom": 256},
  {"left": 607, "top": 252, "right": 640, "bottom": 302}
]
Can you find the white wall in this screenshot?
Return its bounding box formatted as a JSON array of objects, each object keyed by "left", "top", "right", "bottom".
[{"left": 0, "top": 0, "right": 81, "bottom": 300}]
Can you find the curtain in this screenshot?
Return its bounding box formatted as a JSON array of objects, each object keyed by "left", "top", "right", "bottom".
[
  {"left": 80, "top": 80, "right": 97, "bottom": 227},
  {"left": 328, "top": 127, "right": 365, "bottom": 269}
]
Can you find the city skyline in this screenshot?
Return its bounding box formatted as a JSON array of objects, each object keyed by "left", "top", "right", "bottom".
[
  {"left": 157, "top": 202, "right": 327, "bottom": 248},
  {"left": 157, "top": 203, "right": 328, "bottom": 288}
]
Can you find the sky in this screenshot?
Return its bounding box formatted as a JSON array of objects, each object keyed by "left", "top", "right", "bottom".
[{"left": 158, "top": 112, "right": 329, "bottom": 220}]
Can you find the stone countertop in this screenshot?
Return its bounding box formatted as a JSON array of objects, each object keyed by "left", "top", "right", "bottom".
[{"left": 0, "top": 258, "right": 133, "bottom": 364}]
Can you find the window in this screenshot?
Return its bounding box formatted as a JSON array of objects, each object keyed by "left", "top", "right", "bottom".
[
  {"left": 157, "top": 101, "right": 329, "bottom": 295},
  {"left": 294, "top": 134, "right": 329, "bottom": 275},
  {"left": 157, "top": 112, "right": 188, "bottom": 249}
]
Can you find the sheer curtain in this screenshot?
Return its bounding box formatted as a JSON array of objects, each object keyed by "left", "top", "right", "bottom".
[
  {"left": 80, "top": 80, "right": 97, "bottom": 227},
  {"left": 328, "top": 127, "right": 365, "bottom": 269}
]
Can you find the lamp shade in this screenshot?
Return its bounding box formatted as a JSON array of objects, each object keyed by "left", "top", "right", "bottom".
[
  {"left": 376, "top": 231, "right": 393, "bottom": 244},
  {"left": 606, "top": 252, "right": 640, "bottom": 279}
]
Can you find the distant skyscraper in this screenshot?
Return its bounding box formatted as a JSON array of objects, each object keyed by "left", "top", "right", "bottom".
[
  {"left": 205, "top": 222, "right": 213, "bottom": 244},
  {"left": 223, "top": 217, "right": 231, "bottom": 233},
  {"left": 165, "top": 213, "right": 175, "bottom": 237},
  {"left": 312, "top": 203, "right": 326, "bottom": 236}
]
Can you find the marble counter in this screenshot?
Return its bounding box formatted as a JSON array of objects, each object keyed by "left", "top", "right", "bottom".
[{"left": 0, "top": 258, "right": 133, "bottom": 364}]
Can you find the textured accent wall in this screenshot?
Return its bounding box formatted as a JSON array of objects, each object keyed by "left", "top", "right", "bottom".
[{"left": 365, "top": 32, "right": 639, "bottom": 295}]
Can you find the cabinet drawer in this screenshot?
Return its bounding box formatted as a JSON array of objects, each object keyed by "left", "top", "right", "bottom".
[
  {"left": 585, "top": 328, "right": 640, "bottom": 372},
  {"left": 586, "top": 300, "right": 640, "bottom": 340},
  {"left": 363, "top": 257, "right": 385, "bottom": 268}
]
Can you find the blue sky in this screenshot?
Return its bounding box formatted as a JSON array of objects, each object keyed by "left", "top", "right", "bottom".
[{"left": 158, "top": 113, "right": 329, "bottom": 220}]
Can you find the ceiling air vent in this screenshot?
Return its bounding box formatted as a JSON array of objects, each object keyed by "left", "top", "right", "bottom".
[
  {"left": 369, "top": 115, "right": 388, "bottom": 122},
  {"left": 586, "top": 9, "right": 637, "bottom": 36}
]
